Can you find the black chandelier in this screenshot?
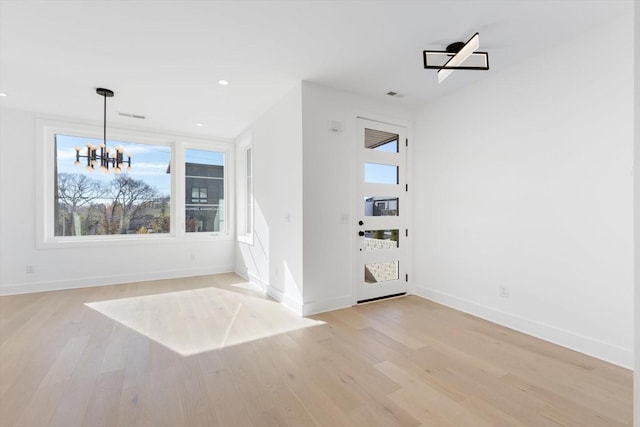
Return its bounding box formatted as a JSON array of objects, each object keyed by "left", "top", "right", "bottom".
[{"left": 74, "top": 88, "right": 132, "bottom": 174}]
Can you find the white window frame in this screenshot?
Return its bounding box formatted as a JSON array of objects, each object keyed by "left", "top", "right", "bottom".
[
  {"left": 36, "top": 118, "right": 234, "bottom": 248},
  {"left": 235, "top": 129, "right": 254, "bottom": 245}
]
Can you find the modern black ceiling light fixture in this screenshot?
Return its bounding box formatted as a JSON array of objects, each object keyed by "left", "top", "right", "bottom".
[
  {"left": 74, "top": 88, "right": 132, "bottom": 173},
  {"left": 423, "top": 33, "right": 489, "bottom": 83}
]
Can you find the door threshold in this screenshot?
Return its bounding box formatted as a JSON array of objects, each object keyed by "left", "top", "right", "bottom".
[{"left": 357, "top": 292, "right": 406, "bottom": 304}]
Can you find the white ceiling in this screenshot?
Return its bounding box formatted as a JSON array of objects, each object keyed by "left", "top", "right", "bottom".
[{"left": 0, "top": 0, "right": 630, "bottom": 139}]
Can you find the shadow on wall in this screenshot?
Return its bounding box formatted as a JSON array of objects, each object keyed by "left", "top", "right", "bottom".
[{"left": 237, "top": 199, "right": 305, "bottom": 313}]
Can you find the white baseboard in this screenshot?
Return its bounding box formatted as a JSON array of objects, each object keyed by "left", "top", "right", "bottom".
[
  {"left": 265, "top": 285, "right": 303, "bottom": 316},
  {"left": 264, "top": 288, "right": 353, "bottom": 317},
  {"left": 303, "top": 295, "right": 354, "bottom": 316},
  {"left": 234, "top": 268, "right": 267, "bottom": 293},
  {"left": 0, "top": 265, "right": 235, "bottom": 296},
  {"left": 413, "top": 286, "right": 633, "bottom": 369},
  {"left": 246, "top": 271, "right": 267, "bottom": 293}
]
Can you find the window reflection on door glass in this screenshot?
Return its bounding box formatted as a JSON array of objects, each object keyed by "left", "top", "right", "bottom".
[{"left": 364, "top": 128, "right": 398, "bottom": 153}]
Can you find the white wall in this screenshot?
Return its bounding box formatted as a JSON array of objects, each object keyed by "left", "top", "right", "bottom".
[
  {"left": 300, "top": 82, "right": 412, "bottom": 315},
  {"left": 0, "top": 108, "right": 235, "bottom": 295},
  {"left": 414, "top": 16, "right": 634, "bottom": 368},
  {"left": 236, "top": 81, "right": 412, "bottom": 315},
  {"left": 634, "top": 1, "right": 639, "bottom": 423},
  {"left": 235, "top": 84, "right": 305, "bottom": 314}
]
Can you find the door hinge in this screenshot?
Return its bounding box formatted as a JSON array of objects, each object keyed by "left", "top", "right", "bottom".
[
  {"left": 405, "top": 184, "right": 408, "bottom": 192},
  {"left": 405, "top": 138, "right": 408, "bottom": 147},
  {"left": 405, "top": 274, "right": 408, "bottom": 282},
  {"left": 405, "top": 229, "right": 408, "bottom": 237}
]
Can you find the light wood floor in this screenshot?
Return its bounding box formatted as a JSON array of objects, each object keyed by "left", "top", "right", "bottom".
[{"left": 0, "top": 273, "right": 633, "bottom": 426}]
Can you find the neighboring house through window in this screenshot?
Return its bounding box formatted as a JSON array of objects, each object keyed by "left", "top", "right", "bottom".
[{"left": 184, "top": 148, "right": 225, "bottom": 233}]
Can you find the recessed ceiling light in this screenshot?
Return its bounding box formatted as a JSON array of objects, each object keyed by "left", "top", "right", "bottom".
[
  {"left": 196, "top": 123, "right": 204, "bottom": 127},
  {"left": 0, "top": 93, "right": 7, "bottom": 97},
  {"left": 218, "top": 80, "right": 229, "bottom": 86}
]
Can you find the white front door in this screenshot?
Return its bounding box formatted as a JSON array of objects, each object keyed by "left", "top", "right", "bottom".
[{"left": 355, "top": 118, "right": 408, "bottom": 302}]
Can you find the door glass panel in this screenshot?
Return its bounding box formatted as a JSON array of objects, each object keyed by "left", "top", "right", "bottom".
[
  {"left": 364, "top": 128, "right": 399, "bottom": 153},
  {"left": 363, "top": 230, "right": 399, "bottom": 250},
  {"left": 365, "top": 163, "right": 398, "bottom": 184},
  {"left": 364, "top": 261, "right": 399, "bottom": 284},
  {"left": 364, "top": 196, "right": 398, "bottom": 216}
]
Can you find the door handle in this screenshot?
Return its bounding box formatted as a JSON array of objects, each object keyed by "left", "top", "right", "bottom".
[
  {"left": 358, "top": 231, "right": 365, "bottom": 236},
  {"left": 358, "top": 220, "right": 364, "bottom": 226}
]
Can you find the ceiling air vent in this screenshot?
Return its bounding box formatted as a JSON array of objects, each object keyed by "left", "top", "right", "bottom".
[{"left": 118, "top": 112, "right": 146, "bottom": 120}]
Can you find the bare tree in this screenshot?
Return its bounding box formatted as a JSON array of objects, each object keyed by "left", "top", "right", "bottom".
[
  {"left": 107, "top": 175, "right": 160, "bottom": 233},
  {"left": 56, "top": 173, "right": 105, "bottom": 235},
  {"left": 56, "top": 173, "right": 165, "bottom": 236}
]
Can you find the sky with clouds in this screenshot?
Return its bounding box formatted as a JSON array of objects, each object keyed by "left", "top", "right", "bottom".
[{"left": 56, "top": 135, "right": 224, "bottom": 198}]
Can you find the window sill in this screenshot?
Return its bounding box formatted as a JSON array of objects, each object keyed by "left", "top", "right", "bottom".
[
  {"left": 237, "top": 235, "right": 254, "bottom": 245},
  {"left": 37, "top": 232, "right": 233, "bottom": 249}
]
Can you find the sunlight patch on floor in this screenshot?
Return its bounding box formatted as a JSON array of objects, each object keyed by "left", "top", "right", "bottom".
[{"left": 85, "top": 285, "right": 324, "bottom": 356}]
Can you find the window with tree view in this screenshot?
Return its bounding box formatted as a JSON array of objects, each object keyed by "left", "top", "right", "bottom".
[
  {"left": 55, "top": 134, "right": 171, "bottom": 236},
  {"left": 185, "top": 148, "right": 224, "bottom": 233}
]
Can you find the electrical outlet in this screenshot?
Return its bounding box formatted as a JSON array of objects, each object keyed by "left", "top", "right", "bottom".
[
  {"left": 25, "top": 265, "right": 34, "bottom": 274},
  {"left": 499, "top": 286, "right": 509, "bottom": 298}
]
